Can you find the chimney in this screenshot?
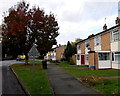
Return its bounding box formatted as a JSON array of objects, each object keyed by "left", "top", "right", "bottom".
[
  {"left": 103, "top": 24, "right": 107, "bottom": 31},
  {"left": 115, "top": 17, "right": 120, "bottom": 25}
]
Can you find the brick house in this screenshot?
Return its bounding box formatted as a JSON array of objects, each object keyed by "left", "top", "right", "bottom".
[
  {"left": 56, "top": 45, "right": 66, "bottom": 61},
  {"left": 44, "top": 48, "right": 56, "bottom": 60},
  {"left": 76, "top": 18, "right": 120, "bottom": 70},
  {"left": 45, "top": 45, "right": 66, "bottom": 61}
]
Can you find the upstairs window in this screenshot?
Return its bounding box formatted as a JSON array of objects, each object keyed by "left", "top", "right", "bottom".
[
  {"left": 94, "top": 36, "right": 101, "bottom": 46},
  {"left": 111, "top": 30, "right": 120, "bottom": 42},
  {"left": 77, "top": 44, "right": 80, "bottom": 50},
  {"left": 85, "top": 40, "right": 90, "bottom": 48}
]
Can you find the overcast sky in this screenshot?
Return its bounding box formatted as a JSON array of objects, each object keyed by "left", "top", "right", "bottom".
[{"left": 0, "top": 0, "right": 119, "bottom": 45}]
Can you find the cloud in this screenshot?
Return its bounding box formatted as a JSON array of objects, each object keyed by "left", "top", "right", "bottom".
[{"left": 0, "top": 0, "right": 119, "bottom": 45}]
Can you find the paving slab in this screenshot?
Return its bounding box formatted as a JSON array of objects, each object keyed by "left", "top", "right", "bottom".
[{"left": 46, "top": 64, "right": 103, "bottom": 95}]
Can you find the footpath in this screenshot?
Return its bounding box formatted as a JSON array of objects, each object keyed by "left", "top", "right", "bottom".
[{"left": 46, "top": 64, "right": 103, "bottom": 95}]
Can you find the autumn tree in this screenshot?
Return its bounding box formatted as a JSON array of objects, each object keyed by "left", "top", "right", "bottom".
[{"left": 2, "top": 1, "right": 59, "bottom": 63}]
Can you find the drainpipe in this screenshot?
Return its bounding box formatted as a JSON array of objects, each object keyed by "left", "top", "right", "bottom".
[{"left": 94, "top": 52, "right": 96, "bottom": 70}]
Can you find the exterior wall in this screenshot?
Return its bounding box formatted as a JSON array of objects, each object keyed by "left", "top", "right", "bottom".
[
  {"left": 56, "top": 45, "right": 66, "bottom": 61},
  {"left": 72, "top": 55, "right": 76, "bottom": 64},
  {"left": 94, "top": 52, "right": 99, "bottom": 70},
  {"left": 101, "top": 32, "right": 111, "bottom": 51},
  {"left": 94, "top": 45, "right": 101, "bottom": 51},
  {"left": 80, "top": 42, "right": 85, "bottom": 54},
  {"left": 111, "top": 41, "right": 120, "bottom": 51},
  {"left": 89, "top": 38, "right": 94, "bottom": 51},
  {"left": 85, "top": 48, "right": 89, "bottom": 54},
  {"left": 77, "top": 43, "right": 81, "bottom": 54},
  {"left": 88, "top": 52, "right": 95, "bottom": 67},
  {"left": 112, "top": 62, "right": 120, "bottom": 69}
]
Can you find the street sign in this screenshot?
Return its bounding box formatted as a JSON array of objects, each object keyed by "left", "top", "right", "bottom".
[
  {"left": 28, "top": 43, "right": 40, "bottom": 57},
  {"left": 28, "top": 43, "right": 40, "bottom": 77}
]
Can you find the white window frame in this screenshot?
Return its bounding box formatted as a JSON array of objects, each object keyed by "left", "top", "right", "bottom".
[
  {"left": 77, "top": 54, "right": 80, "bottom": 60},
  {"left": 98, "top": 53, "right": 110, "bottom": 61},
  {"left": 111, "top": 30, "right": 120, "bottom": 42},
  {"left": 85, "top": 40, "right": 90, "bottom": 48},
  {"left": 85, "top": 54, "right": 88, "bottom": 61},
  {"left": 112, "top": 52, "right": 120, "bottom": 62},
  {"left": 94, "top": 35, "right": 101, "bottom": 46},
  {"left": 77, "top": 44, "right": 80, "bottom": 50}
]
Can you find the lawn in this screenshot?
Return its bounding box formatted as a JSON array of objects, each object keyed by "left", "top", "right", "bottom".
[
  {"left": 11, "top": 60, "right": 53, "bottom": 95},
  {"left": 57, "top": 61, "right": 120, "bottom": 95}
]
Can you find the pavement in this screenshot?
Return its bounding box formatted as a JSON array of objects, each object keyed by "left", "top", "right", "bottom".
[
  {"left": 46, "top": 64, "right": 103, "bottom": 95},
  {"left": 1, "top": 60, "right": 27, "bottom": 95}
]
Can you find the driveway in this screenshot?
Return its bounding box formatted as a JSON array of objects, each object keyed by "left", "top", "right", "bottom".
[{"left": 0, "top": 60, "right": 27, "bottom": 95}]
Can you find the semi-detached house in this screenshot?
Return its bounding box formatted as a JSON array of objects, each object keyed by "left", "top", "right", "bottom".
[{"left": 76, "top": 18, "right": 120, "bottom": 70}]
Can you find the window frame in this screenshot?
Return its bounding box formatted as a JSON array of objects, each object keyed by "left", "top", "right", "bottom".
[
  {"left": 85, "top": 40, "right": 90, "bottom": 48},
  {"left": 112, "top": 52, "right": 120, "bottom": 62},
  {"left": 111, "top": 30, "right": 120, "bottom": 42},
  {"left": 98, "top": 53, "right": 110, "bottom": 61},
  {"left": 94, "top": 35, "right": 101, "bottom": 46}
]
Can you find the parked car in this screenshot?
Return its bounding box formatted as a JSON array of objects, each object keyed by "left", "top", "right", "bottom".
[{"left": 16, "top": 55, "right": 25, "bottom": 61}]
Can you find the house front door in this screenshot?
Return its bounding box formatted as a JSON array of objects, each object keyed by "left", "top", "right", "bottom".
[{"left": 81, "top": 55, "right": 85, "bottom": 65}]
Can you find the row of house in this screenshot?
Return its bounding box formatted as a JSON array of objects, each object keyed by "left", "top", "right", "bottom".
[
  {"left": 44, "top": 45, "right": 66, "bottom": 61},
  {"left": 76, "top": 17, "right": 120, "bottom": 70}
]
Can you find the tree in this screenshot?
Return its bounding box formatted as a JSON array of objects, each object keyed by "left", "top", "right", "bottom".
[
  {"left": 2, "top": 1, "right": 59, "bottom": 63},
  {"left": 64, "top": 41, "right": 76, "bottom": 62},
  {"left": 75, "top": 38, "right": 82, "bottom": 44}
]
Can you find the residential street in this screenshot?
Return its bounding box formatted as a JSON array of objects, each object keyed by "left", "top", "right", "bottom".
[{"left": 0, "top": 60, "right": 27, "bottom": 95}]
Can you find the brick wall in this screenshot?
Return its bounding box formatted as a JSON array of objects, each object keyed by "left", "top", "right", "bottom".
[
  {"left": 80, "top": 42, "right": 85, "bottom": 54},
  {"left": 101, "top": 32, "right": 110, "bottom": 51},
  {"left": 89, "top": 38, "right": 94, "bottom": 51},
  {"left": 72, "top": 55, "right": 76, "bottom": 64},
  {"left": 56, "top": 45, "right": 66, "bottom": 61},
  {"left": 88, "top": 52, "right": 95, "bottom": 67}
]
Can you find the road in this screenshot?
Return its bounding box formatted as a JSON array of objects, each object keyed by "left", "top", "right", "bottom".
[{"left": 0, "top": 60, "right": 27, "bottom": 95}]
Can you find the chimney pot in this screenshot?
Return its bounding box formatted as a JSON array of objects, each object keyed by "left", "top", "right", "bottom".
[
  {"left": 115, "top": 17, "right": 120, "bottom": 25},
  {"left": 103, "top": 24, "right": 107, "bottom": 31}
]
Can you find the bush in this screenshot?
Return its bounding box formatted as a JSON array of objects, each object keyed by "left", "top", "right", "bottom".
[
  {"left": 69, "top": 57, "right": 75, "bottom": 65},
  {"left": 80, "top": 76, "right": 105, "bottom": 86}
]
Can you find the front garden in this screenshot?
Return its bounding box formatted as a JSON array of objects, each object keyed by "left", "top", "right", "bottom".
[{"left": 57, "top": 61, "right": 120, "bottom": 95}]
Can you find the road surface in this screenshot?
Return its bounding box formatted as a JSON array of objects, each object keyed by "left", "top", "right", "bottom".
[{"left": 0, "top": 60, "right": 27, "bottom": 95}]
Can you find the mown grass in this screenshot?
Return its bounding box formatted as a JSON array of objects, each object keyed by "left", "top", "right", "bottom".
[
  {"left": 57, "top": 61, "right": 120, "bottom": 95},
  {"left": 11, "top": 61, "right": 53, "bottom": 95}
]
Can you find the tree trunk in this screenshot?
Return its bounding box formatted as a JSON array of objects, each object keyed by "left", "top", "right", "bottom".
[{"left": 25, "top": 53, "right": 28, "bottom": 65}]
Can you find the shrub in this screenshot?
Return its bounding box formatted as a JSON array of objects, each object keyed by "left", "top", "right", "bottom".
[
  {"left": 69, "top": 57, "right": 75, "bottom": 65},
  {"left": 80, "top": 76, "right": 105, "bottom": 86}
]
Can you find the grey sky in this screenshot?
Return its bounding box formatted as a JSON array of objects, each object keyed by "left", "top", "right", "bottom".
[{"left": 0, "top": 0, "right": 119, "bottom": 45}]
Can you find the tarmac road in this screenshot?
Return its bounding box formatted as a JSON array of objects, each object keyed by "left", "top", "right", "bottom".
[{"left": 0, "top": 60, "right": 27, "bottom": 95}]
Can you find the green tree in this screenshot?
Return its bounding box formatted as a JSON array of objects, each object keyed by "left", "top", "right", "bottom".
[{"left": 64, "top": 41, "right": 76, "bottom": 62}]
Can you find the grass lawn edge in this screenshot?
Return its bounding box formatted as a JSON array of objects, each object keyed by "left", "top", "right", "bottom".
[
  {"left": 10, "top": 65, "right": 31, "bottom": 96},
  {"left": 56, "top": 63, "right": 105, "bottom": 95}
]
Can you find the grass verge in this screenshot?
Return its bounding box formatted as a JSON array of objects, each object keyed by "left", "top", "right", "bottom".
[
  {"left": 57, "top": 61, "right": 120, "bottom": 95},
  {"left": 11, "top": 62, "right": 53, "bottom": 96}
]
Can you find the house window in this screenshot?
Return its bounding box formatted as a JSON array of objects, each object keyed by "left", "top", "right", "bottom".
[
  {"left": 94, "top": 36, "right": 101, "bottom": 46},
  {"left": 77, "top": 44, "right": 80, "bottom": 50},
  {"left": 112, "top": 30, "right": 120, "bottom": 42},
  {"left": 99, "top": 53, "right": 110, "bottom": 60},
  {"left": 77, "top": 54, "right": 80, "bottom": 60},
  {"left": 85, "top": 54, "right": 88, "bottom": 60},
  {"left": 112, "top": 52, "right": 120, "bottom": 62},
  {"left": 85, "top": 40, "right": 90, "bottom": 48}
]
